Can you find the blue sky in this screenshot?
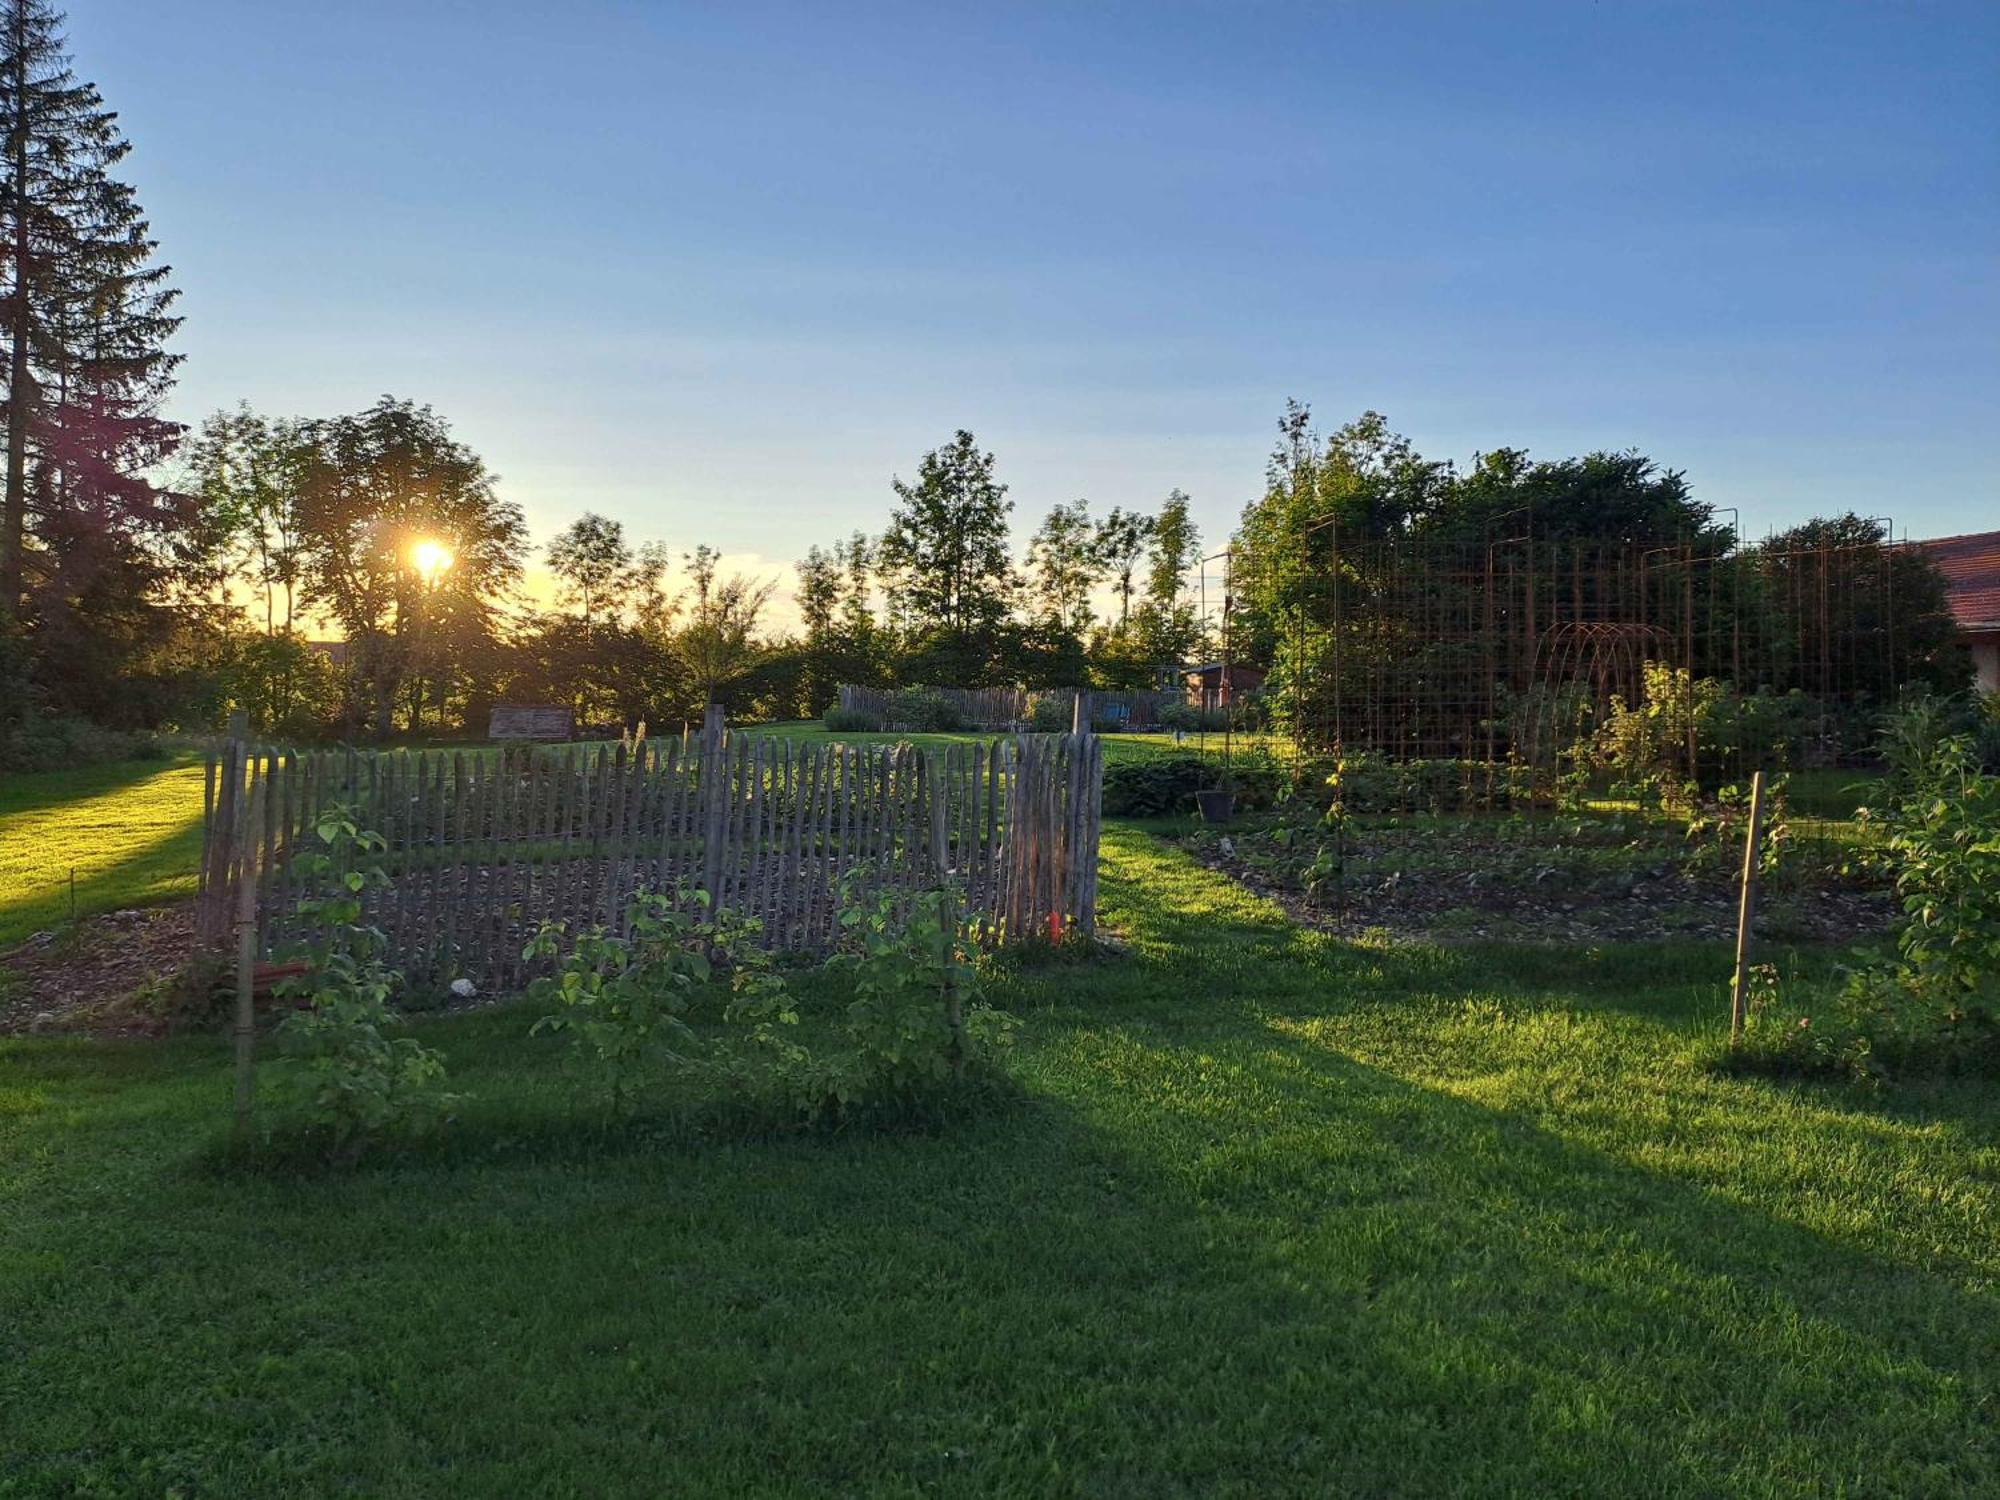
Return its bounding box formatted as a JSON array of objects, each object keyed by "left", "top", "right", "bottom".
[{"left": 77, "top": 0, "right": 1999, "bottom": 596}]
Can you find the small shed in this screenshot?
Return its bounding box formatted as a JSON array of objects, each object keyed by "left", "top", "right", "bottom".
[
  {"left": 1184, "top": 662, "right": 1266, "bottom": 713},
  {"left": 488, "top": 704, "right": 574, "bottom": 741}
]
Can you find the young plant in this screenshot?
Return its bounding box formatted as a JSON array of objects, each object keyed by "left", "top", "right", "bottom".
[
  {"left": 1730, "top": 732, "right": 2000, "bottom": 1082},
  {"left": 756, "top": 880, "right": 1016, "bottom": 1128},
  {"left": 270, "top": 803, "right": 456, "bottom": 1163},
  {"left": 523, "top": 884, "right": 792, "bottom": 1114}
]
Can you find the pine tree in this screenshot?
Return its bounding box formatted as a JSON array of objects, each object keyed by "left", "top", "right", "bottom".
[{"left": 0, "top": 0, "right": 183, "bottom": 703}]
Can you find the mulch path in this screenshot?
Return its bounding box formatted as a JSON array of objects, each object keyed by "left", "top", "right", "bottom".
[{"left": 0, "top": 905, "right": 196, "bottom": 1037}]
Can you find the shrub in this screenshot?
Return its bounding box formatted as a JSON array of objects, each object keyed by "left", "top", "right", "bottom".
[
  {"left": 0, "top": 712, "right": 163, "bottom": 772},
  {"left": 1028, "top": 694, "right": 1074, "bottom": 733},
  {"left": 783, "top": 883, "right": 1015, "bottom": 1127},
  {"left": 524, "top": 885, "right": 789, "bottom": 1115},
  {"left": 1156, "top": 702, "right": 1201, "bottom": 733},
  {"left": 1323, "top": 754, "right": 1524, "bottom": 816},
  {"left": 822, "top": 705, "right": 881, "bottom": 733},
  {"left": 886, "top": 687, "right": 965, "bottom": 733},
  {"left": 1102, "top": 754, "right": 1213, "bottom": 817},
  {"left": 1727, "top": 728, "right": 2000, "bottom": 1083},
  {"left": 268, "top": 804, "right": 457, "bottom": 1162}
]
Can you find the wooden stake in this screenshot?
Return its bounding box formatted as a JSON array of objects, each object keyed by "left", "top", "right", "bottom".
[
  {"left": 232, "top": 770, "right": 266, "bottom": 1142},
  {"left": 1729, "top": 769, "right": 1769, "bottom": 1044}
]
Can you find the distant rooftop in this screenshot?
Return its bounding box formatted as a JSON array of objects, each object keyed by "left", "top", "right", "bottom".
[{"left": 1919, "top": 530, "right": 2000, "bottom": 631}]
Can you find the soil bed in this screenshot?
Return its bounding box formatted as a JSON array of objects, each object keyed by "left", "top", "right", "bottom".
[{"left": 1171, "top": 812, "right": 1894, "bottom": 947}]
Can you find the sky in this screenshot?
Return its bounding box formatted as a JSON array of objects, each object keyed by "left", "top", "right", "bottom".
[{"left": 73, "top": 0, "right": 2000, "bottom": 617}]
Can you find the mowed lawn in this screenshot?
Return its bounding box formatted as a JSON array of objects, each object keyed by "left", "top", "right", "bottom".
[
  {"left": 3, "top": 823, "right": 1995, "bottom": 1496},
  {"left": 0, "top": 756, "right": 209, "bottom": 950}
]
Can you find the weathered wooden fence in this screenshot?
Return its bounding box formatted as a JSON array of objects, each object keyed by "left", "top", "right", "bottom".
[
  {"left": 196, "top": 715, "right": 1104, "bottom": 995},
  {"left": 837, "top": 684, "right": 1182, "bottom": 731}
]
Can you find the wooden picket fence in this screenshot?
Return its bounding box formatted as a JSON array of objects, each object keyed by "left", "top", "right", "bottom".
[
  {"left": 837, "top": 683, "right": 1183, "bottom": 732},
  {"left": 195, "top": 713, "right": 1105, "bottom": 995}
]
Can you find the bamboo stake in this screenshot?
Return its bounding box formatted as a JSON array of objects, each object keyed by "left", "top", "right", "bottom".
[{"left": 1729, "top": 770, "right": 1770, "bottom": 1044}]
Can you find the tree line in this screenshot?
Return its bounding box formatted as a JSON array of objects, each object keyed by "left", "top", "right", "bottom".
[
  {"left": 183, "top": 414, "right": 1209, "bottom": 741},
  {"left": 0, "top": 1, "right": 1968, "bottom": 763}
]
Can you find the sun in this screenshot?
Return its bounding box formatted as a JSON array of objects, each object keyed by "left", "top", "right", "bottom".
[{"left": 411, "top": 539, "right": 454, "bottom": 582}]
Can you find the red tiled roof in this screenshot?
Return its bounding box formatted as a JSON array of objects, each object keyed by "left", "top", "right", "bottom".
[{"left": 1920, "top": 530, "right": 2000, "bottom": 630}]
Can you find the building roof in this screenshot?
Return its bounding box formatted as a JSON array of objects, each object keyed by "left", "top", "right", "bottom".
[{"left": 1920, "top": 529, "right": 2000, "bottom": 631}]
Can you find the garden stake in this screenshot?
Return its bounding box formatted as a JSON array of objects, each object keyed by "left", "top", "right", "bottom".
[
  {"left": 232, "top": 771, "right": 265, "bottom": 1140},
  {"left": 1729, "top": 770, "right": 1768, "bottom": 1045}
]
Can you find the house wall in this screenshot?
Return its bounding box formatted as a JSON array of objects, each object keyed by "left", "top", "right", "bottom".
[{"left": 1972, "top": 633, "right": 1999, "bottom": 695}]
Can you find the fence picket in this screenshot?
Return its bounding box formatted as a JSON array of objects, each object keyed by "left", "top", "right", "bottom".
[{"left": 204, "top": 726, "right": 1100, "bottom": 990}]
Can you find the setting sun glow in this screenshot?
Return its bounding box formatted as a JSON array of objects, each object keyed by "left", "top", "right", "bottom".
[{"left": 412, "top": 539, "right": 454, "bottom": 581}]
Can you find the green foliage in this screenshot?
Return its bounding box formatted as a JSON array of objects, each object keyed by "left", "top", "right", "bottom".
[
  {"left": 791, "top": 883, "right": 1015, "bottom": 1126},
  {"left": 884, "top": 686, "right": 965, "bottom": 732},
  {"left": 522, "top": 878, "right": 1010, "bottom": 1131},
  {"left": 1324, "top": 753, "right": 1529, "bottom": 816},
  {"left": 1729, "top": 726, "right": 2000, "bottom": 1083},
  {"left": 1097, "top": 749, "right": 1288, "bottom": 816},
  {"left": 1102, "top": 753, "right": 1213, "bottom": 816},
  {"left": 524, "top": 885, "right": 790, "bottom": 1114},
  {"left": 0, "top": 710, "right": 163, "bottom": 772},
  {"left": 269, "top": 804, "right": 457, "bottom": 1161},
  {"left": 1028, "top": 693, "right": 1074, "bottom": 733},
  {"left": 822, "top": 704, "right": 880, "bottom": 733}
]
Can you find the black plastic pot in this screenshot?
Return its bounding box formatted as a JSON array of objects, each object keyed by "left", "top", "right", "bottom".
[{"left": 1194, "top": 788, "right": 1235, "bottom": 824}]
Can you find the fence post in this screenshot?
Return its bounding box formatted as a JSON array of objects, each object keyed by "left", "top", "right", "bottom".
[
  {"left": 924, "top": 749, "right": 966, "bottom": 1075},
  {"left": 699, "top": 702, "right": 728, "bottom": 904},
  {"left": 1071, "top": 690, "right": 1089, "bottom": 735},
  {"left": 232, "top": 763, "right": 265, "bottom": 1141},
  {"left": 1729, "top": 770, "right": 1769, "bottom": 1044}
]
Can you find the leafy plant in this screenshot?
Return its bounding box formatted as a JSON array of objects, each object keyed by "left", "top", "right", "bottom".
[
  {"left": 1729, "top": 731, "right": 1999, "bottom": 1082},
  {"left": 801, "top": 882, "right": 1016, "bottom": 1125},
  {"left": 523, "top": 884, "right": 791, "bottom": 1114},
  {"left": 269, "top": 803, "right": 456, "bottom": 1163}
]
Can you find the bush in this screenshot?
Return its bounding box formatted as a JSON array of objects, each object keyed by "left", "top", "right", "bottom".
[
  {"left": 1102, "top": 754, "right": 1213, "bottom": 817},
  {"left": 1322, "top": 754, "right": 1526, "bottom": 816},
  {"left": 765, "top": 883, "right": 1017, "bottom": 1127},
  {"left": 268, "top": 804, "right": 458, "bottom": 1162},
  {"left": 0, "top": 712, "right": 162, "bottom": 772},
  {"left": 522, "top": 879, "right": 1012, "bottom": 1132},
  {"left": 1727, "top": 723, "right": 2000, "bottom": 1084},
  {"left": 1028, "top": 694, "right": 1074, "bottom": 733},
  {"left": 524, "top": 885, "right": 789, "bottom": 1115},
  {"left": 822, "top": 705, "right": 881, "bottom": 733},
  {"left": 885, "top": 687, "right": 965, "bottom": 733}
]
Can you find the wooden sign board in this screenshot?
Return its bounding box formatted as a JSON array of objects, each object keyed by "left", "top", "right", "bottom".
[{"left": 488, "top": 704, "right": 574, "bottom": 742}]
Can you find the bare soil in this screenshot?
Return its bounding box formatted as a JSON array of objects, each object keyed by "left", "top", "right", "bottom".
[
  {"left": 0, "top": 904, "right": 197, "bottom": 1036},
  {"left": 1176, "top": 827, "right": 1895, "bottom": 948}
]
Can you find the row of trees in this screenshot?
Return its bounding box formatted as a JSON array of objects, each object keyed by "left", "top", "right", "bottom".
[
  {"left": 1, "top": 2, "right": 1966, "bottom": 756},
  {"left": 797, "top": 429, "right": 1205, "bottom": 701},
  {"left": 1231, "top": 405, "right": 1968, "bottom": 745},
  {"left": 0, "top": 6, "right": 1213, "bottom": 747}
]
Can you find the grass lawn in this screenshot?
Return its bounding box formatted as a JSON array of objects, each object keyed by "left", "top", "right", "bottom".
[
  {"left": 0, "top": 756, "right": 209, "bottom": 951},
  {"left": 3, "top": 824, "right": 1994, "bottom": 1496},
  {"left": 749, "top": 718, "right": 1241, "bottom": 766}
]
